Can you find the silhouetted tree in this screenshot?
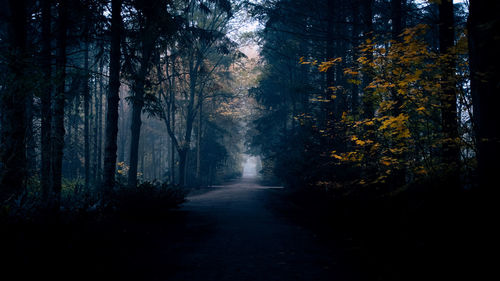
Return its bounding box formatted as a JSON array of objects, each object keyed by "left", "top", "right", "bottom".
[
  {"left": 0, "top": 0, "right": 28, "bottom": 201},
  {"left": 468, "top": 0, "right": 500, "bottom": 191}
]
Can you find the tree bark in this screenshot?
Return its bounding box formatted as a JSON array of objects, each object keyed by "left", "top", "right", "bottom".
[
  {"left": 102, "top": 0, "right": 122, "bottom": 200},
  {"left": 0, "top": 0, "right": 28, "bottom": 202},
  {"left": 93, "top": 69, "right": 100, "bottom": 184},
  {"left": 177, "top": 63, "right": 199, "bottom": 187},
  {"left": 438, "top": 0, "right": 460, "bottom": 182},
  {"left": 391, "top": 0, "right": 403, "bottom": 39},
  {"left": 170, "top": 104, "right": 176, "bottom": 184},
  {"left": 49, "top": 0, "right": 68, "bottom": 210},
  {"left": 196, "top": 101, "right": 202, "bottom": 184},
  {"left": 127, "top": 80, "right": 144, "bottom": 188},
  {"left": 468, "top": 0, "right": 500, "bottom": 191},
  {"left": 84, "top": 40, "right": 90, "bottom": 191},
  {"left": 40, "top": 0, "right": 52, "bottom": 201},
  {"left": 178, "top": 149, "right": 187, "bottom": 187},
  {"left": 97, "top": 63, "right": 104, "bottom": 181}
]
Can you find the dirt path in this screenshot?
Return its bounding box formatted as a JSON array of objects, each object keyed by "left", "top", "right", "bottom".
[{"left": 164, "top": 178, "right": 358, "bottom": 281}]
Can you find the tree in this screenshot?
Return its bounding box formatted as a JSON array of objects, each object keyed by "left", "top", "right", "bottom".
[
  {"left": 156, "top": 0, "right": 234, "bottom": 187},
  {"left": 102, "top": 0, "right": 122, "bottom": 200},
  {"left": 49, "top": 0, "right": 69, "bottom": 210},
  {"left": 438, "top": 0, "right": 460, "bottom": 184},
  {"left": 40, "top": 0, "right": 52, "bottom": 201},
  {"left": 0, "top": 0, "right": 28, "bottom": 202},
  {"left": 125, "top": 0, "right": 172, "bottom": 188},
  {"left": 468, "top": 0, "right": 500, "bottom": 191}
]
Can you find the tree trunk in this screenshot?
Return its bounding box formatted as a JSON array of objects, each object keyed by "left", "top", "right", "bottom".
[
  {"left": 391, "top": 0, "right": 403, "bottom": 39},
  {"left": 102, "top": 0, "right": 122, "bottom": 200},
  {"left": 438, "top": 0, "right": 460, "bottom": 182},
  {"left": 118, "top": 98, "right": 126, "bottom": 163},
  {"left": 40, "top": 0, "right": 52, "bottom": 201},
  {"left": 0, "top": 0, "right": 28, "bottom": 202},
  {"left": 170, "top": 108, "right": 176, "bottom": 184},
  {"left": 177, "top": 65, "right": 198, "bottom": 187},
  {"left": 97, "top": 63, "right": 104, "bottom": 182},
  {"left": 127, "top": 84, "right": 144, "bottom": 188},
  {"left": 84, "top": 40, "right": 90, "bottom": 191},
  {"left": 49, "top": 0, "right": 68, "bottom": 210},
  {"left": 468, "top": 0, "right": 500, "bottom": 191},
  {"left": 196, "top": 101, "right": 202, "bottom": 184},
  {"left": 93, "top": 71, "right": 100, "bottom": 185},
  {"left": 178, "top": 148, "right": 187, "bottom": 187},
  {"left": 127, "top": 25, "right": 154, "bottom": 187}
]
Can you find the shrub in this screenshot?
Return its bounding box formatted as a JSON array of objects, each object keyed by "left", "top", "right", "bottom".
[{"left": 113, "top": 181, "right": 187, "bottom": 219}]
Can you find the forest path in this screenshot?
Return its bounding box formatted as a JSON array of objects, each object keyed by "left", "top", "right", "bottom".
[{"left": 162, "top": 178, "right": 356, "bottom": 281}]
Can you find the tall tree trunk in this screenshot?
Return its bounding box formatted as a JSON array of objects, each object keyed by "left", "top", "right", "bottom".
[
  {"left": 84, "top": 42, "right": 90, "bottom": 191},
  {"left": 50, "top": 0, "right": 68, "bottom": 210},
  {"left": 196, "top": 101, "right": 202, "bottom": 183},
  {"left": 391, "top": 0, "right": 403, "bottom": 39},
  {"left": 170, "top": 105, "right": 176, "bottom": 184},
  {"left": 102, "top": 0, "right": 122, "bottom": 200},
  {"left": 71, "top": 94, "right": 80, "bottom": 178},
  {"left": 97, "top": 63, "right": 104, "bottom": 181},
  {"left": 127, "top": 29, "right": 154, "bottom": 187},
  {"left": 0, "top": 0, "right": 28, "bottom": 202},
  {"left": 151, "top": 136, "right": 156, "bottom": 179},
  {"left": 468, "top": 0, "right": 500, "bottom": 191},
  {"left": 127, "top": 83, "right": 144, "bottom": 188},
  {"left": 139, "top": 139, "right": 144, "bottom": 179},
  {"left": 178, "top": 149, "right": 187, "bottom": 187},
  {"left": 177, "top": 65, "right": 198, "bottom": 187},
  {"left": 40, "top": 0, "right": 52, "bottom": 201},
  {"left": 118, "top": 98, "right": 126, "bottom": 163},
  {"left": 93, "top": 73, "right": 100, "bottom": 184},
  {"left": 438, "top": 0, "right": 460, "bottom": 183}
]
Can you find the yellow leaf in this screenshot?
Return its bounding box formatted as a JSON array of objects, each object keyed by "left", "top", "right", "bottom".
[
  {"left": 331, "top": 151, "right": 343, "bottom": 160},
  {"left": 356, "top": 139, "right": 366, "bottom": 146}
]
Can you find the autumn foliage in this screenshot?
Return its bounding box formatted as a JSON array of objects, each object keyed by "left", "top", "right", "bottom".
[{"left": 287, "top": 24, "right": 473, "bottom": 194}]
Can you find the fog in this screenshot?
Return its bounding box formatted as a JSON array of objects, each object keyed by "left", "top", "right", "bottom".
[{"left": 242, "top": 156, "right": 260, "bottom": 178}]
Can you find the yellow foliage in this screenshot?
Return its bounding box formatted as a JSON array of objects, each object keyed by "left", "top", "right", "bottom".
[
  {"left": 331, "top": 151, "right": 343, "bottom": 160},
  {"left": 308, "top": 24, "right": 468, "bottom": 189},
  {"left": 317, "top": 57, "right": 342, "bottom": 72},
  {"left": 355, "top": 139, "right": 366, "bottom": 146},
  {"left": 380, "top": 156, "right": 396, "bottom": 166}
]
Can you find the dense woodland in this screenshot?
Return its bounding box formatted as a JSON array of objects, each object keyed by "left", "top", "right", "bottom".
[
  {"left": 248, "top": 0, "right": 498, "bottom": 196},
  {"left": 0, "top": 0, "right": 499, "bottom": 278},
  {"left": 0, "top": 0, "right": 254, "bottom": 215}
]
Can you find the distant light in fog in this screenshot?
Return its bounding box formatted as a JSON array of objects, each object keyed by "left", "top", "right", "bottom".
[{"left": 243, "top": 157, "right": 258, "bottom": 178}]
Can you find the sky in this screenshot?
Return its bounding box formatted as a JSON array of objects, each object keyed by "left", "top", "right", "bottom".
[{"left": 234, "top": 0, "right": 468, "bottom": 59}]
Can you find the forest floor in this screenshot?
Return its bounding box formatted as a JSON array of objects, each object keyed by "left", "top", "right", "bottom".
[{"left": 1, "top": 178, "right": 485, "bottom": 281}]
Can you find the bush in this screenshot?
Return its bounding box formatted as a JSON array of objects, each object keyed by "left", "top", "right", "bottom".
[{"left": 113, "top": 181, "right": 187, "bottom": 219}]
